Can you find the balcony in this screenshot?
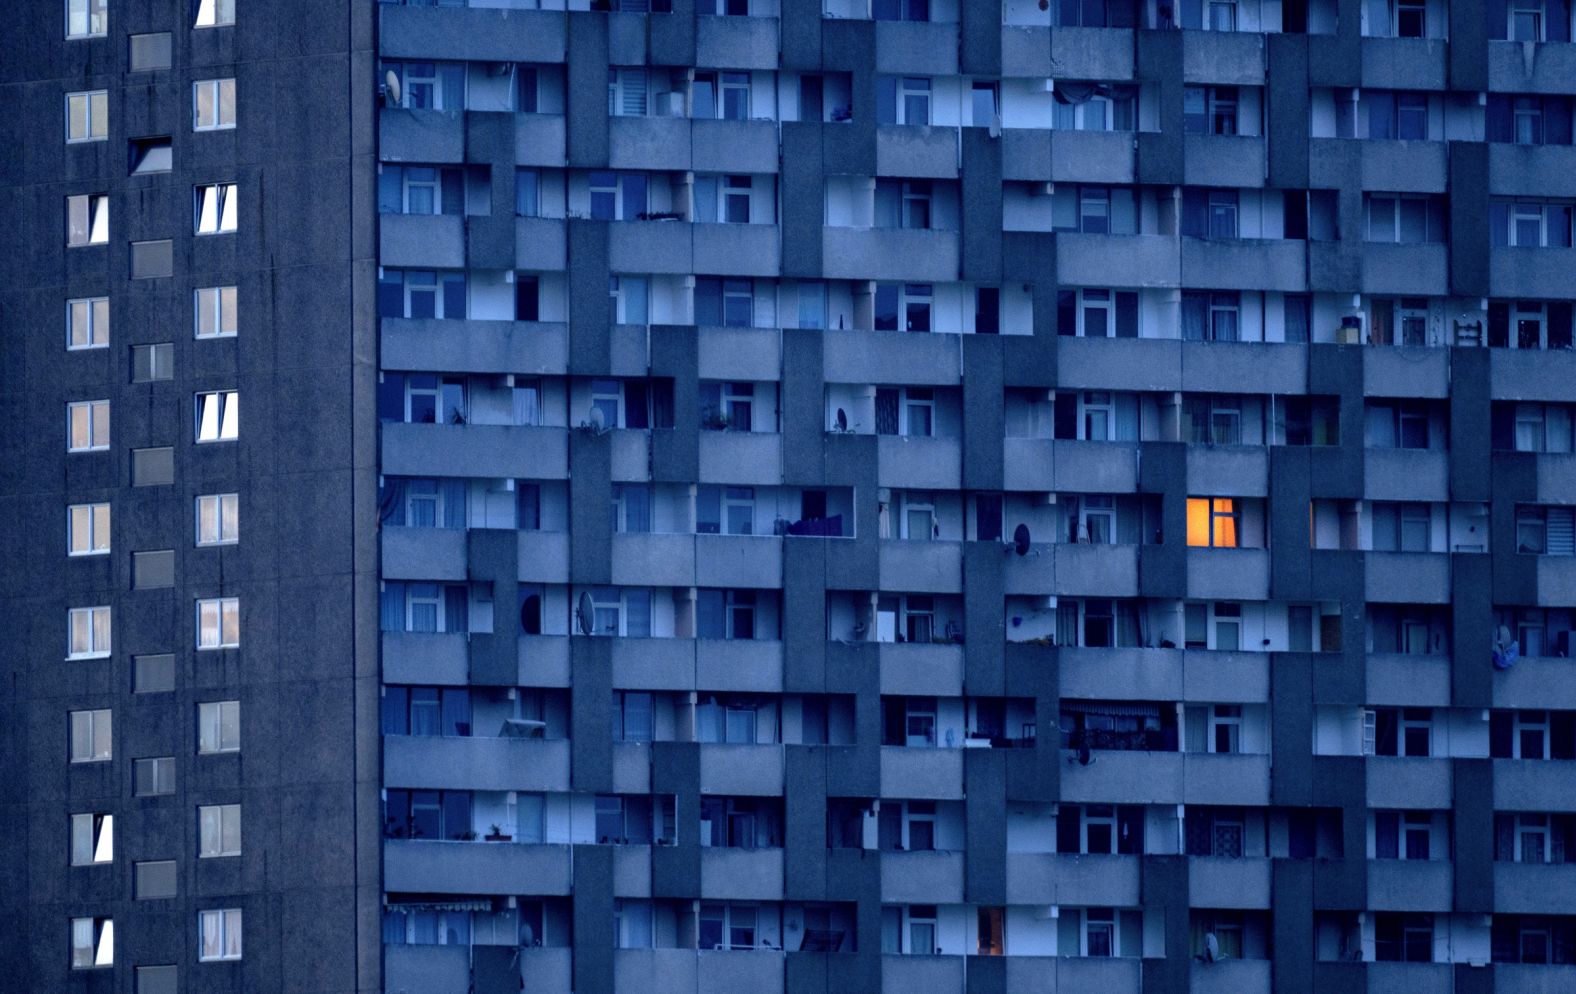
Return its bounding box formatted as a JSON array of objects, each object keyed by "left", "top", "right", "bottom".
[
  {"left": 1004, "top": 852, "right": 1140, "bottom": 907},
  {"left": 1061, "top": 749, "right": 1183, "bottom": 804},
  {"left": 1180, "top": 340, "right": 1306, "bottom": 396},
  {"left": 1181, "top": 238, "right": 1303, "bottom": 292},
  {"left": 1053, "top": 957, "right": 1142, "bottom": 994},
  {"left": 1057, "top": 233, "right": 1178, "bottom": 287},
  {"left": 382, "top": 422, "right": 568, "bottom": 479},
  {"left": 380, "top": 107, "right": 463, "bottom": 163},
  {"left": 1366, "top": 757, "right": 1451, "bottom": 809},
  {"left": 823, "top": 329, "right": 962, "bottom": 386},
  {"left": 613, "top": 741, "right": 652, "bottom": 794},
  {"left": 1189, "top": 856, "right": 1271, "bottom": 909},
  {"left": 521, "top": 949, "right": 572, "bottom": 993},
  {"left": 1186, "top": 444, "right": 1268, "bottom": 497},
  {"left": 696, "top": 639, "right": 784, "bottom": 693},
  {"left": 383, "top": 631, "right": 468, "bottom": 686},
  {"left": 692, "top": 119, "right": 779, "bottom": 174},
  {"left": 515, "top": 216, "right": 567, "bottom": 271},
  {"left": 1058, "top": 337, "right": 1184, "bottom": 392},
  {"left": 381, "top": 213, "right": 464, "bottom": 269},
  {"left": 1363, "top": 448, "right": 1448, "bottom": 502},
  {"left": 1190, "top": 959, "right": 1271, "bottom": 994},
  {"left": 1365, "top": 552, "right": 1449, "bottom": 604},
  {"left": 1537, "top": 453, "right": 1576, "bottom": 505},
  {"left": 1494, "top": 758, "right": 1576, "bottom": 811},
  {"left": 611, "top": 533, "right": 695, "bottom": 588},
  {"left": 1048, "top": 543, "right": 1140, "bottom": 598},
  {"left": 697, "top": 534, "right": 783, "bottom": 588},
  {"left": 1491, "top": 246, "right": 1576, "bottom": 300},
  {"left": 1494, "top": 964, "right": 1576, "bottom": 992},
  {"left": 876, "top": 125, "right": 959, "bottom": 180},
  {"left": 822, "top": 227, "right": 960, "bottom": 282},
  {"left": 1050, "top": 130, "right": 1137, "bottom": 185},
  {"left": 1367, "top": 859, "right": 1452, "bottom": 912},
  {"left": 700, "top": 847, "right": 784, "bottom": 900},
  {"left": 1001, "top": 25, "right": 1134, "bottom": 79},
  {"left": 1488, "top": 39, "right": 1576, "bottom": 92},
  {"left": 614, "top": 846, "right": 652, "bottom": 898},
  {"left": 880, "top": 745, "right": 965, "bottom": 799},
  {"left": 383, "top": 527, "right": 467, "bottom": 581},
  {"left": 1052, "top": 440, "right": 1139, "bottom": 493},
  {"left": 1494, "top": 862, "right": 1576, "bottom": 915},
  {"left": 879, "top": 540, "right": 963, "bottom": 594},
  {"left": 1365, "top": 346, "right": 1448, "bottom": 398},
  {"left": 881, "top": 850, "right": 964, "bottom": 904},
  {"left": 1360, "top": 37, "right": 1447, "bottom": 91},
  {"left": 1362, "top": 243, "right": 1448, "bottom": 296},
  {"left": 878, "top": 436, "right": 962, "bottom": 490},
  {"left": 881, "top": 955, "right": 965, "bottom": 994},
  {"left": 1183, "top": 651, "right": 1270, "bottom": 704},
  {"left": 609, "top": 116, "right": 693, "bottom": 171},
  {"left": 696, "top": 14, "right": 779, "bottom": 69},
  {"left": 1365, "top": 653, "right": 1451, "bottom": 707},
  {"left": 699, "top": 431, "right": 783, "bottom": 485},
  {"left": 1183, "top": 30, "right": 1264, "bottom": 84},
  {"left": 877, "top": 642, "right": 964, "bottom": 696},
  {"left": 610, "top": 219, "right": 693, "bottom": 275},
  {"left": 384, "top": 735, "right": 570, "bottom": 793},
  {"left": 1360, "top": 141, "right": 1447, "bottom": 194},
  {"left": 1002, "top": 437, "right": 1054, "bottom": 491},
  {"left": 386, "top": 944, "right": 468, "bottom": 994},
  {"left": 519, "top": 635, "right": 571, "bottom": 687},
  {"left": 512, "top": 531, "right": 568, "bottom": 584},
  {"left": 874, "top": 20, "right": 959, "bottom": 75},
  {"left": 699, "top": 743, "right": 783, "bottom": 795},
  {"left": 516, "top": 113, "right": 567, "bottom": 167},
  {"left": 1186, "top": 549, "right": 1270, "bottom": 601},
  {"left": 1365, "top": 962, "right": 1452, "bottom": 994},
  {"left": 1184, "top": 753, "right": 1270, "bottom": 806},
  {"left": 384, "top": 839, "right": 571, "bottom": 895},
  {"left": 1059, "top": 647, "right": 1181, "bottom": 703},
  {"left": 697, "top": 326, "right": 781, "bottom": 381},
  {"left": 1182, "top": 135, "right": 1266, "bottom": 189},
  {"left": 382, "top": 318, "right": 569, "bottom": 376},
  {"left": 379, "top": 4, "right": 564, "bottom": 62},
  {"left": 692, "top": 223, "right": 781, "bottom": 278},
  {"left": 612, "top": 639, "right": 695, "bottom": 691},
  {"left": 617, "top": 949, "right": 696, "bottom": 994}
]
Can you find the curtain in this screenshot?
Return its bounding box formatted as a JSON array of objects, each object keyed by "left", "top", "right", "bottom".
[
  {"left": 443, "top": 586, "right": 468, "bottom": 634},
  {"left": 380, "top": 583, "right": 406, "bottom": 632},
  {"left": 379, "top": 478, "right": 406, "bottom": 526},
  {"left": 440, "top": 480, "right": 466, "bottom": 528},
  {"left": 1181, "top": 293, "right": 1208, "bottom": 340}
]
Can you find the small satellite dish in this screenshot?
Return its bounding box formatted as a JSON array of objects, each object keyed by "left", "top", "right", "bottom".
[
  {"left": 1077, "top": 742, "right": 1093, "bottom": 766},
  {"left": 588, "top": 406, "right": 606, "bottom": 431},
  {"left": 835, "top": 408, "right": 848, "bottom": 432},
  {"left": 384, "top": 69, "right": 402, "bottom": 106},
  {"left": 1204, "top": 932, "right": 1220, "bottom": 963},
  {"left": 1013, "top": 523, "right": 1031, "bottom": 557},
  {"left": 576, "top": 591, "right": 594, "bottom": 635}
]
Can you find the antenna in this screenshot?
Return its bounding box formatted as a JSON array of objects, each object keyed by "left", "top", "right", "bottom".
[
  {"left": 835, "top": 408, "right": 848, "bottom": 432},
  {"left": 576, "top": 591, "right": 594, "bottom": 636},
  {"left": 1013, "top": 523, "right": 1031, "bottom": 557},
  {"left": 384, "top": 69, "right": 402, "bottom": 106}
]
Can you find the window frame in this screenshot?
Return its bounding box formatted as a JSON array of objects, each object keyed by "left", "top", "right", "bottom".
[
  {"left": 70, "top": 708, "right": 113, "bottom": 763},
  {"left": 71, "top": 916, "right": 114, "bottom": 970},
  {"left": 198, "top": 908, "right": 243, "bottom": 962},
  {"left": 66, "top": 0, "right": 109, "bottom": 39},
  {"left": 192, "top": 78, "right": 236, "bottom": 131},
  {"left": 196, "top": 597, "right": 241, "bottom": 650},
  {"left": 197, "top": 700, "right": 241, "bottom": 755},
  {"left": 71, "top": 812, "right": 114, "bottom": 866},
  {"left": 67, "top": 193, "right": 110, "bottom": 247},
  {"left": 66, "top": 90, "right": 109, "bottom": 144},
  {"left": 68, "top": 502, "right": 111, "bottom": 557},
  {"left": 199, "top": 803, "right": 242, "bottom": 858},
  {"left": 193, "top": 0, "right": 236, "bottom": 28},
  {"left": 194, "top": 182, "right": 238, "bottom": 235},
  {"left": 195, "top": 390, "right": 239, "bottom": 443},
  {"left": 194, "top": 286, "right": 238, "bottom": 339},
  {"left": 67, "top": 296, "right": 110, "bottom": 350},
  {"left": 195, "top": 493, "right": 240, "bottom": 546},
  {"left": 68, "top": 605, "right": 112, "bottom": 659}
]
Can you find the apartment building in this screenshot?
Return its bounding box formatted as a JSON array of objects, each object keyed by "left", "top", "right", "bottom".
[{"left": 8, "top": 0, "right": 1576, "bottom": 992}]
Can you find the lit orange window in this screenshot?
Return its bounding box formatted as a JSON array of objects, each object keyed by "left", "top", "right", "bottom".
[{"left": 1187, "top": 497, "right": 1238, "bottom": 548}]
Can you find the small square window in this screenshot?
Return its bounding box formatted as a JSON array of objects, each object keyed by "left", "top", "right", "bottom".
[
  {"left": 71, "top": 812, "right": 114, "bottom": 865},
  {"left": 194, "top": 0, "right": 235, "bottom": 27},
  {"left": 196, "top": 494, "right": 239, "bottom": 545},
  {"left": 130, "top": 239, "right": 174, "bottom": 279},
  {"left": 196, "top": 597, "right": 240, "bottom": 649},
  {"left": 68, "top": 503, "right": 111, "bottom": 556},
  {"left": 136, "top": 965, "right": 178, "bottom": 994},
  {"left": 132, "top": 343, "right": 175, "bottom": 383},
  {"left": 68, "top": 400, "right": 110, "bottom": 451},
  {"left": 198, "top": 804, "right": 241, "bottom": 858},
  {"left": 67, "top": 194, "right": 110, "bottom": 246},
  {"left": 195, "top": 391, "right": 238, "bottom": 442},
  {"left": 133, "top": 654, "right": 176, "bottom": 693},
  {"left": 195, "top": 286, "right": 238, "bottom": 338},
  {"left": 132, "top": 447, "right": 175, "bottom": 486},
  {"left": 129, "top": 33, "right": 173, "bottom": 71},
  {"left": 66, "top": 91, "right": 109, "bottom": 143},
  {"left": 135, "top": 860, "right": 178, "bottom": 899},
  {"left": 67, "top": 297, "right": 109, "bottom": 350},
  {"left": 68, "top": 606, "right": 112, "bottom": 658},
  {"left": 195, "top": 183, "right": 238, "bottom": 234},
  {"left": 66, "top": 0, "right": 109, "bottom": 39},
  {"left": 198, "top": 700, "right": 240, "bottom": 754},
  {"left": 69, "top": 709, "right": 113, "bottom": 762},
  {"left": 193, "top": 79, "right": 236, "bottom": 131},
  {"left": 198, "top": 908, "right": 243, "bottom": 961},
  {"left": 133, "top": 550, "right": 175, "bottom": 590},
  {"left": 134, "top": 757, "right": 176, "bottom": 796},
  {"left": 131, "top": 136, "right": 173, "bottom": 175}
]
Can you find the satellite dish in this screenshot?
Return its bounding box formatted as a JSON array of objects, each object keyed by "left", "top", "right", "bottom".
[
  {"left": 384, "top": 69, "right": 402, "bottom": 106},
  {"left": 1078, "top": 742, "right": 1093, "bottom": 766},
  {"left": 1204, "top": 932, "right": 1220, "bottom": 963},
  {"left": 835, "top": 408, "right": 848, "bottom": 432},
  {"left": 588, "top": 406, "right": 606, "bottom": 431},
  {"left": 576, "top": 591, "right": 594, "bottom": 636},
  {"left": 1013, "top": 523, "right": 1031, "bottom": 556}
]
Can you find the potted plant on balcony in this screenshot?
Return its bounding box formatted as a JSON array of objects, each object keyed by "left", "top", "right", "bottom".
[
  {"left": 701, "top": 408, "right": 731, "bottom": 431},
  {"left": 484, "top": 823, "right": 512, "bottom": 843}
]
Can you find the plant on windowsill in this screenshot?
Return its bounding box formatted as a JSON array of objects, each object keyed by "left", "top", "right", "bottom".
[
  {"left": 455, "top": 830, "right": 478, "bottom": 841},
  {"left": 484, "top": 824, "right": 512, "bottom": 843},
  {"left": 701, "top": 409, "right": 731, "bottom": 431}
]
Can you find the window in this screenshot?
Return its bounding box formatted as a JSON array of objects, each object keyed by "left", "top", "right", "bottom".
[
  {"left": 877, "top": 77, "right": 931, "bottom": 126},
  {"left": 1368, "top": 92, "right": 1429, "bottom": 141},
  {"left": 608, "top": 68, "right": 649, "bottom": 117},
  {"left": 69, "top": 606, "right": 112, "bottom": 659},
  {"left": 193, "top": 0, "right": 234, "bottom": 27},
  {"left": 66, "top": 0, "right": 108, "bottom": 38},
  {"left": 128, "top": 550, "right": 170, "bottom": 588},
  {"left": 68, "top": 503, "right": 111, "bottom": 556},
  {"left": 131, "top": 239, "right": 174, "bottom": 279},
  {"left": 723, "top": 175, "right": 752, "bottom": 223},
  {"left": 68, "top": 400, "right": 110, "bottom": 452},
  {"left": 71, "top": 813, "right": 114, "bottom": 865},
  {"left": 1509, "top": 0, "right": 1545, "bottom": 39},
  {"left": 195, "top": 286, "right": 238, "bottom": 339},
  {"left": 67, "top": 297, "right": 110, "bottom": 350},
  {"left": 1372, "top": 502, "right": 1431, "bottom": 552},
  {"left": 133, "top": 654, "right": 175, "bottom": 693},
  {"left": 378, "top": 270, "right": 468, "bottom": 319},
  {"left": 1208, "top": 705, "right": 1242, "bottom": 753},
  {"left": 197, "top": 597, "right": 240, "bottom": 649},
  {"left": 698, "top": 904, "right": 758, "bottom": 951},
  {"left": 1489, "top": 95, "right": 1575, "bottom": 146},
  {"left": 130, "top": 33, "right": 173, "bottom": 71},
  {"left": 1186, "top": 498, "right": 1240, "bottom": 548},
  {"left": 133, "top": 447, "right": 175, "bottom": 486},
  {"left": 1057, "top": 0, "right": 1108, "bottom": 25},
  {"left": 694, "top": 276, "right": 754, "bottom": 327},
  {"left": 195, "top": 391, "right": 238, "bottom": 442},
  {"left": 1492, "top": 200, "right": 1575, "bottom": 248},
  {"left": 1367, "top": 297, "right": 1431, "bottom": 347},
  {"left": 199, "top": 804, "right": 242, "bottom": 857},
  {"left": 874, "top": 0, "right": 930, "bottom": 18},
  {"left": 1375, "top": 811, "right": 1433, "bottom": 859},
  {"left": 612, "top": 691, "right": 654, "bottom": 742},
  {"left": 70, "top": 709, "right": 113, "bottom": 762},
  {"left": 873, "top": 283, "right": 934, "bottom": 331},
  {"left": 1375, "top": 913, "right": 1433, "bottom": 962},
  {"left": 1186, "top": 395, "right": 1242, "bottom": 444},
  {"left": 385, "top": 60, "right": 464, "bottom": 110},
  {"left": 1084, "top": 908, "right": 1116, "bottom": 956},
  {"left": 1365, "top": 194, "right": 1446, "bottom": 243},
  {"left": 907, "top": 905, "right": 937, "bottom": 954},
  {"left": 198, "top": 701, "right": 240, "bottom": 754},
  {"left": 198, "top": 909, "right": 243, "bottom": 961},
  {"left": 1372, "top": 707, "right": 1433, "bottom": 757},
  {"left": 1184, "top": 86, "right": 1237, "bottom": 135},
  {"left": 1181, "top": 291, "right": 1240, "bottom": 342},
  {"left": 1054, "top": 88, "right": 1135, "bottom": 131},
  {"left": 196, "top": 494, "right": 239, "bottom": 546},
  {"left": 129, "top": 136, "right": 173, "bottom": 176},
  {"left": 1517, "top": 506, "right": 1547, "bottom": 554},
  {"left": 71, "top": 917, "right": 114, "bottom": 969},
  {"left": 192, "top": 79, "right": 236, "bottom": 131},
  {"left": 194, "top": 183, "right": 238, "bottom": 234},
  {"left": 67, "top": 194, "right": 109, "bottom": 246},
  {"left": 136, "top": 860, "right": 177, "bottom": 899},
  {"left": 134, "top": 757, "right": 175, "bottom": 796},
  {"left": 588, "top": 170, "right": 648, "bottom": 221},
  {"left": 132, "top": 344, "right": 174, "bottom": 383},
  {"left": 66, "top": 91, "right": 109, "bottom": 143},
  {"left": 515, "top": 169, "right": 541, "bottom": 218}
]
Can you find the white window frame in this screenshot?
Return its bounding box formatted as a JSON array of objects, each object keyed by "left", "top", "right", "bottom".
[
  {"left": 195, "top": 390, "right": 239, "bottom": 443},
  {"left": 67, "top": 297, "right": 109, "bottom": 350},
  {"left": 67, "top": 194, "right": 109, "bottom": 246},
  {"left": 70, "top": 708, "right": 113, "bottom": 763},
  {"left": 71, "top": 812, "right": 114, "bottom": 865},
  {"left": 723, "top": 174, "right": 752, "bottom": 223},
  {"left": 1509, "top": 0, "right": 1545, "bottom": 40},
  {"left": 1511, "top": 813, "right": 1552, "bottom": 863},
  {"left": 196, "top": 597, "right": 240, "bottom": 650},
  {"left": 1080, "top": 494, "right": 1116, "bottom": 544},
  {"left": 1082, "top": 804, "right": 1118, "bottom": 854},
  {"left": 1080, "top": 391, "right": 1116, "bottom": 441},
  {"left": 900, "top": 387, "right": 935, "bottom": 438},
  {"left": 901, "top": 181, "right": 932, "bottom": 230},
  {"left": 71, "top": 917, "right": 114, "bottom": 969},
  {"left": 196, "top": 493, "right": 240, "bottom": 546},
  {"left": 905, "top": 905, "right": 938, "bottom": 954},
  {"left": 1208, "top": 704, "right": 1242, "bottom": 754},
  {"left": 1399, "top": 708, "right": 1433, "bottom": 757},
  {"left": 195, "top": 183, "right": 238, "bottom": 234},
  {"left": 197, "top": 700, "right": 241, "bottom": 754},
  {"left": 609, "top": 275, "right": 649, "bottom": 324},
  {"left": 1075, "top": 288, "right": 1115, "bottom": 337},
  {"left": 608, "top": 68, "right": 649, "bottom": 117},
  {"left": 195, "top": 286, "right": 238, "bottom": 339},
  {"left": 199, "top": 803, "right": 242, "bottom": 858},
  {"left": 68, "top": 503, "right": 111, "bottom": 557},
  {"left": 194, "top": 0, "right": 235, "bottom": 28},
  {"left": 192, "top": 78, "right": 237, "bottom": 131},
  {"left": 1082, "top": 908, "right": 1117, "bottom": 957},
  {"left": 66, "top": 90, "right": 109, "bottom": 143},
  {"left": 1513, "top": 710, "right": 1550, "bottom": 760},
  {"left": 590, "top": 379, "right": 623, "bottom": 429},
  {"left": 68, "top": 606, "right": 112, "bottom": 659},
  {"left": 198, "top": 909, "right": 243, "bottom": 962},
  {"left": 722, "top": 486, "right": 756, "bottom": 536},
  {"left": 399, "top": 165, "right": 443, "bottom": 215},
  {"left": 898, "top": 77, "right": 931, "bottom": 125},
  {"left": 66, "top": 0, "right": 109, "bottom": 38},
  {"left": 719, "top": 72, "right": 751, "bottom": 120},
  {"left": 901, "top": 491, "right": 936, "bottom": 541}
]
